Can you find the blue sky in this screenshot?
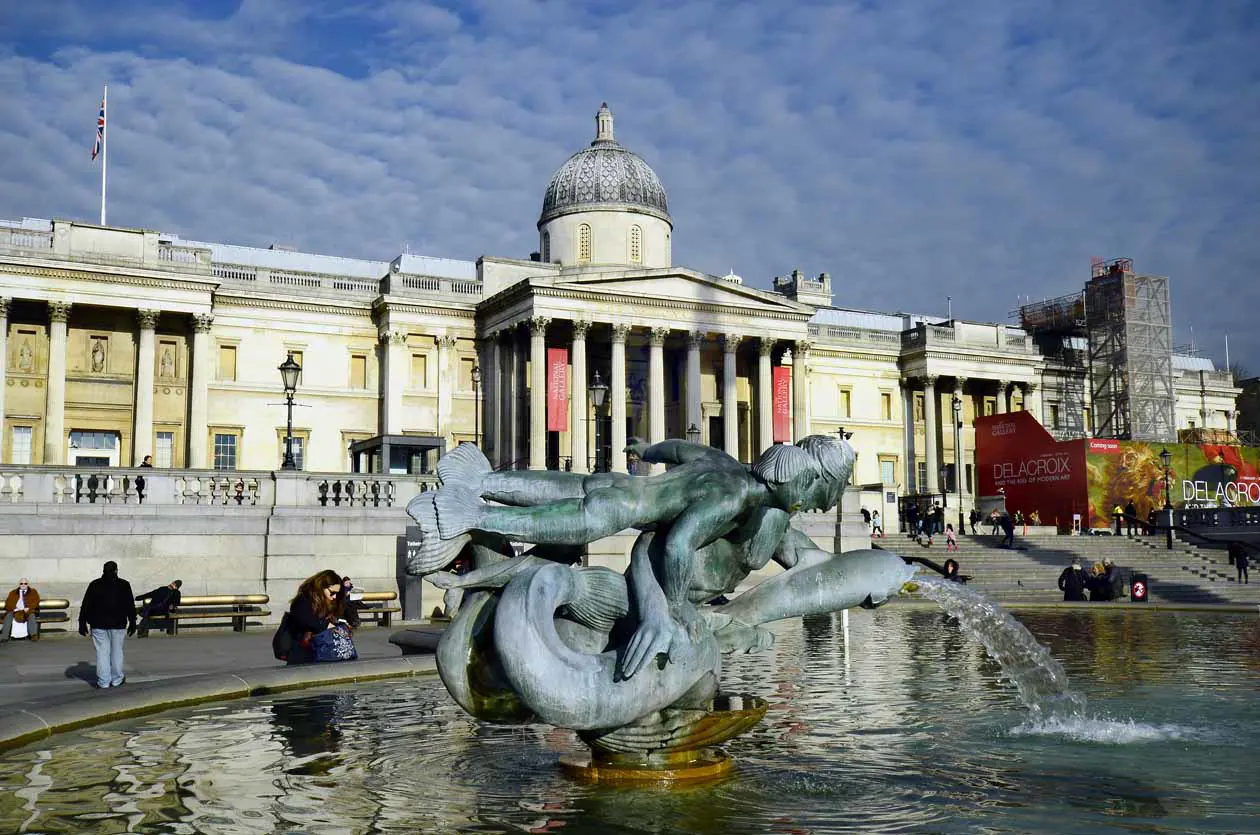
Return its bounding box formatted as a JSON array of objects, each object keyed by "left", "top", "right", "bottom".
[{"left": 1, "top": 0, "right": 1257, "bottom": 370}]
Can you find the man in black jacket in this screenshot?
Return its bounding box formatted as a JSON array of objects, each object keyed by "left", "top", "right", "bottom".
[
  {"left": 78, "top": 561, "right": 136, "bottom": 689},
  {"left": 135, "top": 579, "right": 182, "bottom": 637}
]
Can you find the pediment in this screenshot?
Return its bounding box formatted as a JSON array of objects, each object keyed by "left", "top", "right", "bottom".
[{"left": 547, "top": 270, "right": 813, "bottom": 316}]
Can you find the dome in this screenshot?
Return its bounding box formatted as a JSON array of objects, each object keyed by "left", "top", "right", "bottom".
[{"left": 539, "top": 104, "right": 670, "bottom": 227}]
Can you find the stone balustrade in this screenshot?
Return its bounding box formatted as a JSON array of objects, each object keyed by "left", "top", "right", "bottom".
[{"left": 0, "top": 466, "right": 436, "bottom": 509}]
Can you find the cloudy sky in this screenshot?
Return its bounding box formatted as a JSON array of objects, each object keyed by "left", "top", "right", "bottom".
[{"left": 1, "top": 0, "right": 1257, "bottom": 369}]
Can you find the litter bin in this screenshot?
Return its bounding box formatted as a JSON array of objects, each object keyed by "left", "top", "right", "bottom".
[{"left": 1130, "top": 572, "right": 1150, "bottom": 603}]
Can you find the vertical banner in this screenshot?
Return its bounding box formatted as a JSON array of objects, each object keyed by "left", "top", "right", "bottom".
[
  {"left": 546, "top": 347, "right": 569, "bottom": 432},
  {"left": 772, "top": 366, "right": 792, "bottom": 442}
]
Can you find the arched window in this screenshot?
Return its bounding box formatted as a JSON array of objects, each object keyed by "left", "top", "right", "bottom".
[
  {"left": 541, "top": 231, "right": 551, "bottom": 263},
  {"left": 629, "top": 225, "right": 642, "bottom": 265},
  {"left": 578, "top": 224, "right": 592, "bottom": 264}
]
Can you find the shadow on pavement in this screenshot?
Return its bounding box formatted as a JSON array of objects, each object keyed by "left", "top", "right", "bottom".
[{"left": 64, "top": 662, "right": 96, "bottom": 685}]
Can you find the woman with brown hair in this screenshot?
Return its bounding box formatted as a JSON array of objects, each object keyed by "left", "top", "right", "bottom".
[{"left": 285, "top": 569, "right": 351, "bottom": 664}]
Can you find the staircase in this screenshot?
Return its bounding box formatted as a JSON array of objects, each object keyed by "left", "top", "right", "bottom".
[{"left": 878, "top": 529, "right": 1260, "bottom": 606}]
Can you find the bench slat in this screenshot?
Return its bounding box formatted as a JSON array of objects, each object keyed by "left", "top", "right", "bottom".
[{"left": 143, "top": 594, "right": 269, "bottom": 606}]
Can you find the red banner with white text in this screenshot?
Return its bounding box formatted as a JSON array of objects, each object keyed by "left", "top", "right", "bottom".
[
  {"left": 974, "top": 410, "right": 1088, "bottom": 529},
  {"left": 546, "top": 347, "right": 569, "bottom": 432},
  {"left": 772, "top": 366, "right": 792, "bottom": 442}
]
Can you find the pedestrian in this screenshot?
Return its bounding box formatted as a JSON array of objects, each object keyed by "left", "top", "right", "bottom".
[
  {"left": 968, "top": 508, "right": 980, "bottom": 535},
  {"left": 861, "top": 507, "right": 871, "bottom": 529},
  {"left": 1112, "top": 503, "right": 1123, "bottom": 536},
  {"left": 1237, "top": 547, "right": 1251, "bottom": 585},
  {"left": 1000, "top": 513, "right": 1016, "bottom": 548},
  {"left": 1, "top": 577, "right": 41, "bottom": 642},
  {"left": 945, "top": 523, "right": 958, "bottom": 552},
  {"left": 906, "top": 504, "right": 919, "bottom": 537},
  {"left": 134, "top": 579, "right": 182, "bottom": 637},
  {"left": 989, "top": 509, "right": 1002, "bottom": 536},
  {"left": 870, "top": 510, "right": 883, "bottom": 538},
  {"left": 1103, "top": 558, "right": 1124, "bottom": 600},
  {"left": 78, "top": 561, "right": 137, "bottom": 689},
  {"left": 933, "top": 503, "right": 945, "bottom": 537},
  {"left": 136, "top": 454, "right": 153, "bottom": 503},
  {"left": 1124, "top": 500, "right": 1138, "bottom": 536},
  {"left": 1058, "top": 560, "right": 1089, "bottom": 602},
  {"left": 1029, "top": 509, "right": 1041, "bottom": 527},
  {"left": 1087, "top": 562, "right": 1110, "bottom": 601}
]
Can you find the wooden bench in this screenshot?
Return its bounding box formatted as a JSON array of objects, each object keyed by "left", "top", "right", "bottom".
[
  {"left": 349, "top": 591, "right": 401, "bottom": 627},
  {"left": 137, "top": 593, "right": 270, "bottom": 634},
  {"left": 2, "top": 598, "right": 70, "bottom": 628}
]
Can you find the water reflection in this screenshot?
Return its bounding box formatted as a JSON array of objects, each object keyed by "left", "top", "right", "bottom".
[{"left": 0, "top": 609, "right": 1257, "bottom": 834}]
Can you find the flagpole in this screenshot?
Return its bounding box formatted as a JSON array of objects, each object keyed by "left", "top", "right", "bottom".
[{"left": 100, "top": 84, "right": 108, "bottom": 226}]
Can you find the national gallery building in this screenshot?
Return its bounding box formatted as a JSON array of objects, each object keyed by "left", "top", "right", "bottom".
[{"left": 0, "top": 105, "right": 1240, "bottom": 520}]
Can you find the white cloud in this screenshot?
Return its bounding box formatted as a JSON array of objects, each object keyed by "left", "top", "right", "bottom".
[{"left": 0, "top": 0, "right": 1257, "bottom": 365}]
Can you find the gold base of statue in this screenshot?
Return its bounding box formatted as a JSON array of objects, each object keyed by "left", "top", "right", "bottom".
[{"left": 560, "top": 748, "right": 731, "bottom": 783}]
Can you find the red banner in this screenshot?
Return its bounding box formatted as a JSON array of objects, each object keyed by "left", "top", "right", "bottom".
[
  {"left": 974, "top": 410, "right": 1088, "bottom": 529},
  {"left": 772, "top": 366, "right": 792, "bottom": 442},
  {"left": 546, "top": 347, "right": 569, "bottom": 432}
]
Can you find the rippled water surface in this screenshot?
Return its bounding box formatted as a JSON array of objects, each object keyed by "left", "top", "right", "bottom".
[{"left": 2, "top": 608, "right": 1258, "bottom": 834}]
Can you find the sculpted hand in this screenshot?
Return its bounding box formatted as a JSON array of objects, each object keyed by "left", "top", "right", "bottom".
[{"left": 621, "top": 609, "right": 680, "bottom": 680}]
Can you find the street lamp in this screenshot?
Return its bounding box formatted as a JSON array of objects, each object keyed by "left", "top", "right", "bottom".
[
  {"left": 1160, "top": 447, "right": 1173, "bottom": 550},
  {"left": 278, "top": 351, "right": 301, "bottom": 470},
  {"left": 686, "top": 423, "right": 701, "bottom": 444},
  {"left": 953, "top": 396, "right": 964, "bottom": 534},
  {"left": 590, "top": 370, "right": 608, "bottom": 472},
  {"left": 470, "top": 364, "right": 482, "bottom": 449}
]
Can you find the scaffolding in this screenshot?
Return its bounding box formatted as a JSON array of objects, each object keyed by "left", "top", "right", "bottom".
[
  {"left": 1084, "top": 259, "right": 1175, "bottom": 441},
  {"left": 1019, "top": 291, "right": 1089, "bottom": 437}
]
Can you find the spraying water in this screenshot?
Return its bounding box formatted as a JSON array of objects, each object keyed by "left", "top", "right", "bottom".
[{"left": 914, "top": 576, "right": 1087, "bottom": 722}]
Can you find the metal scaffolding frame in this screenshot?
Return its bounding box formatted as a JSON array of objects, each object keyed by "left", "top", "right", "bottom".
[
  {"left": 1020, "top": 291, "right": 1088, "bottom": 437},
  {"left": 1084, "top": 260, "right": 1175, "bottom": 441}
]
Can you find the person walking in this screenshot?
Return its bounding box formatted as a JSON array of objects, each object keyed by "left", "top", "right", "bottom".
[
  {"left": 870, "top": 510, "right": 883, "bottom": 538},
  {"left": 945, "top": 523, "right": 958, "bottom": 552},
  {"left": 968, "top": 508, "right": 980, "bottom": 535},
  {"left": 1124, "top": 500, "right": 1138, "bottom": 537},
  {"left": 1000, "top": 513, "right": 1016, "bottom": 548},
  {"left": 1112, "top": 503, "right": 1124, "bottom": 536},
  {"left": 78, "top": 561, "right": 137, "bottom": 689},
  {"left": 134, "top": 579, "right": 182, "bottom": 637},
  {"left": 1237, "top": 546, "right": 1250, "bottom": 585},
  {"left": 1, "top": 578, "right": 41, "bottom": 642}
]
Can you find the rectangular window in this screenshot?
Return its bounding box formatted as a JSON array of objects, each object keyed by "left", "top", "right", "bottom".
[
  {"left": 983, "top": 397, "right": 996, "bottom": 416},
  {"left": 155, "top": 431, "right": 174, "bottom": 468},
  {"left": 213, "top": 433, "right": 237, "bottom": 470},
  {"left": 881, "top": 392, "right": 893, "bottom": 421},
  {"left": 1049, "top": 403, "right": 1061, "bottom": 429},
  {"left": 839, "top": 388, "right": 852, "bottom": 419},
  {"left": 350, "top": 354, "right": 368, "bottom": 389},
  {"left": 11, "top": 426, "right": 32, "bottom": 465},
  {"left": 917, "top": 461, "right": 928, "bottom": 493},
  {"left": 218, "top": 345, "right": 237, "bottom": 381},
  {"left": 460, "top": 357, "right": 477, "bottom": 391},
  {"left": 411, "top": 353, "right": 428, "bottom": 388},
  {"left": 879, "top": 457, "right": 896, "bottom": 486},
  {"left": 966, "top": 463, "right": 974, "bottom": 494},
  {"left": 282, "top": 436, "right": 305, "bottom": 470}
]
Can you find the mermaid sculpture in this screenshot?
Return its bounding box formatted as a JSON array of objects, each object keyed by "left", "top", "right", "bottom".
[{"left": 406, "top": 435, "right": 915, "bottom": 779}]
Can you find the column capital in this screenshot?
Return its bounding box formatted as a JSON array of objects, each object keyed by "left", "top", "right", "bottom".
[
  {"left": 723, "top": 333, "right": 743, "bottom": 353},
  {"left": 922, "top": 374, "right": 938, "bottom": 388},
  {"left": 193, "top": 313, "right": 214, "bottom": 333},
  {"left": 954, "top": 376, "right": 968, "bottom": 393},
  {"left": 0, "top": 297, "right": 10, "bottom": 319},
  {"left": 49, "top": 301, "right": 72, "bottom": 324},
  {"left": 794, "top": 339, "right": 812, "bottom": 356},
  {"left": 649, "top": 326, "right": 669, "bottom": 347},
  {"left": 527, "top": 316, "right": 551, "bottom": 336},
  {"left": 611, "top": 323, "right": 631, "bottom": 344},
  {"left": 996, "top": 378, "right": 1010, "bottom": 390},
  {"left": 688, "top": 330, "right": 705, "bottom": 350},
  {"left": 1023, "top": 381, "right": 1038, "bottom": 394},
  {"left": 758, "top": 337, "right": 775, "bottom": 357},
  {"left": 435, "top": 334, "right": 456, "bottom": 349},
  {"left": 380, "top": 328, "right": 408, "bottom": 346},
  {"left": 572, "top": 319, "right": 592, "bottom": 339},
  {"left": 137, "top": 309, "right": 160, "bottom": 330}
]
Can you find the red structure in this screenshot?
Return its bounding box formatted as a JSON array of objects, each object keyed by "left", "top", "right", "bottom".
[{"left": 974, "top": 411, "right": 1089, "bottom": 530}]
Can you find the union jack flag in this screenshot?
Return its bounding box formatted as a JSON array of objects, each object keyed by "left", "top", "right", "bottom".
[{"left": 91, "top": 98, "right": 105, "bottom": 160}]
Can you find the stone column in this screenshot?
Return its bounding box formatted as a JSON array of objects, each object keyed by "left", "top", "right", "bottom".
[
  {"left": 481, "top": 333, "right": 498, "bottom": 461},
  {"left": 436, "top": 334, "right": 456, "bottom": 446},
  {"left": 792, "top": 340, "right": 811, "bottom": 441},
  {"left": 497, "top": 331, "right": 515, "bottom": 468},
  {"left": 648, "top": 327, "right": 667, "bottom": 472},
  {"left": 610, "top": 324, "right": 629, "bottom": 473},
  {"left": 904, "top": 381, "right": 917, "bottom": 493},
  {"left": 923, "top": 374, "right": 939, "bottom": 495},
  {"left": 0, "top": 298, "right": 9, "bottom": 447},
  {"left": 42, "top": 302, "right": 71, "bottom": 464},
  {"left": 133, "top": 309, "right": 159, "bottom": 464},
  {"left": 571, "top": 320, "right": 590, "bottom": 473},
  {"left": 528, "top": 317, "right": 549, "bottom": 470},
  {"left": 188, "top": 312, "right": 213, "bottom": 468},
  {"left": 757, "top": 338, "right": 774, "bottom": 454},
  {"left": 996, "top": 380, "right": 1010, "bottom": 414},
  {"left": 1023, "top": 382, "right": 1040, "bottom": 422},
  {"left": 686, "top": 331, "right": 703, "bottom": 440},
  {"left": 953, "top": 377, "right": 968, "bottom": 498},
  {"left": 723, "top": 333, "right": 742, "bottom": 458}
]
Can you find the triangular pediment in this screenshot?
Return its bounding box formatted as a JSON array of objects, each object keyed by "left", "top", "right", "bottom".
[{"left": 544, "top": 268, "right": 814, "bottom": 316}]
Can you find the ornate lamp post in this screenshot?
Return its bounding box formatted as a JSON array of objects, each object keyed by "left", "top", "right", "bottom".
[
  {"left": 590, "top": 370, "right": 608, "bottom": 472},
  {"left": 471, "top": 364, "right": 482, "bottom": 449},
  {"left": 278, "top": 352, "right": 301, "bottom": 470},
  {"left": 953, "top": 396, "right": 964, "bottom": 534},
  {"left": 686, "top": 423, "right": 701, "bottom": 445},
  {"left": 1160, "top": 447, "right": 1173, "bottom": 550}
]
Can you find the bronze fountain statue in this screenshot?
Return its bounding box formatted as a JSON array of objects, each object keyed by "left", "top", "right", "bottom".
[{"left": 406, "top": 434, "right": 915, "bottom": 781}]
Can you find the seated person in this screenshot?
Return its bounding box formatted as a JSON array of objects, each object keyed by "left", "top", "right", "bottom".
[
  {"left": 286, "top": 569, "right": 348, "bottom": 665},
  {"left": 135, "top": 579, "right": 182, "bottom": 637},
  {"left": 337, "top": 576, "right": 363, "bottom": 628},
  {"left": 1, "top": 578, "right": 41, "bottom": 642}
]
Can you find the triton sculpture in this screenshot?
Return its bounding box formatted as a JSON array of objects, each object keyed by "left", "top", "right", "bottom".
[{"left": 406, "top": 435, "right": 915, "bottom": 780}]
